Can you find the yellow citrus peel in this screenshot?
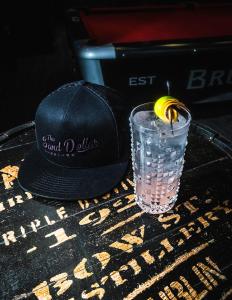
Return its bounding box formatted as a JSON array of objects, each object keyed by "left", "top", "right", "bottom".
[{"left": 154, "top": 96, "right": 187, "bottom": 123}]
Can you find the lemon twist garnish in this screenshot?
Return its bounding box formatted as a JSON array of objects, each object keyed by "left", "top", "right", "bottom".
[{"left": 154, "top": 96, "right": 187, "bottom": 123}]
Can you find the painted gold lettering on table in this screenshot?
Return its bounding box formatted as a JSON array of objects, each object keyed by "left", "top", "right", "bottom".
[
  {"left": 125, "top": 194, "right": 136, "bottom": 202},
  {"left": 56, "top": 207, "right": 68, "bottom": 219},
  {"left": 29, "top": 239, "right": 226, "bottom": 300},
  {"left": 83, "top": 237, "right": 175, "bottom": 297},
  {"left": 102, "top": 193, "right": 111, "bottom": 200},
  {"left": 121, "top": 181, "right": 129, "bottom": 190},
  {"left": 0, "top": 191, "right": 33, "bottom": 214},
  {"left": 82, "top": 283, "right": 105, "bottom": 299},
  {"left": 110, "top": 265, "right": 128, "bottom": 286},
  {"left": 33, "top": 281, "right": 52, "bottom": 300},
  {"left": 0, "top": 202, "right": 5, "bottom": 212},
  {"left": 8, "top": 197, "right": 16, "bottom": 207},
  {"left": 126, "top": 178, "right": 135, "bottom": 187},
  {"left": 205, "top": 211, "right": 219, "bottom": 221},
  {"left": 45, "top": 228, "right": 76, "bottom": 248},
  {"left": 20, "top": 226, "right": 27, "bottom": 238},
  {"left": 220, "top": 288, "right": 232, "bottom": 300},
  {"left": 2, "top": 196, "right": 230, "bottom": 253},
  {"left": 25, "top": 191, "right": 33, "bottom": 199},
  {"left": 140, "top": 250, "right": 155, "bottom": 265},
  {"left": 187, "top": 222, "right": 201, "bottom": 234},
  {"left": 112, "top": 194, "right": 135, "bottom": 209},
  {"left": 213, "top": 200, "right": 232, "bottom": 214},
  {"left": 175, "top": 196, "right": 200, "bottom": 214},
  {"left": 179, "top": 227, "right": 192, "bottom": 240},
  {"left": 27, "top": 246, "right": 37, "bottom": 253},
  {"left": 196, "top": 259, "right": 226, "bottom": 287},
  {"left": 197, "top": 217, "right": 210, "bottom": 229},
  {"left": 158, "top": 214, "right": 181, "bottom": 229},
  {"left": 158, "top": 194, "right": 225, "bottom": 231},
  {"left": 110, "top": 225, "right": 145, "bottom": 253},
  {"left": 102, "top": 211, "right": 144, "bottom": 236},
  {"left": 78, "top": 199, "right": 90, "bottom": 210},
  {"left": 158, "top": 239, "right": 174, "bottom": 260},
  {"left": 2, "top": 231, "right": 17, "bottom": 245},
  {"left": 76, "top": 177, "right": 133, "bottom": 210},
  {"left": 163, "top": 286, "right": 177, "bottom": 299},
  {"left": 192, "top": 265, "right": 213, "bottom": 291},
  {"left": 31, "top": 245, "right": 156, "bottom": 299},
  {"left": 108, "top": 250, "right": 157, "bottom": 288},
  {"left": 170, "top": 281, "right": 194, "bottom": 299},
  {"left": 127, "top": 259, "right": 142, "bottom": 275},
  {"left": 50, "top": 273, "right": 73, "bottom": 296},
  {"left": 74, "top": 258, "right": 93, "bottom": 279},
  {"left": 124, "top": 241, "right": 213, "bottom": 300},
  {"left": 2, "top": 191, "right": 208, "bottom": 252},
  {"left": 78, "top": 194, "right": 136, "bottom": 229},
  {"left": 93, "top": 199, "right": 99, "bottom": 204},
  {"left": 0, "top": 165, "right": 19, "bottom": 189},
  {"left": 160, "top": 283, "right": 194, "bottom": 300},
  {"left": 158, "top": 257, "right": 226, "bottom": 300},
  {"left": 79, "top": 251, "right": 226, "bottom": 300},
  {"left": 116, "top": 201, "right": 136, "bottom": 213},
  {"left": 179, "top": 276, "right": 207, "bottom": 299},
  {"left": 79, "top": 209, "right": 110, "bottom": 226},
  {"left": 1, "top": 213, "right": 75, "bottom": 249},
  {"left": 100, "top": 276, "right": 108, "bottom": 285},
  {"left": 159, "top": 291, "right": 171, "bottom": 300},
  {"left": 117, "top": 195, "right": 136, "bottom": 213},
  {"left": 15, "top": 195, "right": 23, "bottom": 203},
  {"left": 44, "top": 215, "right": 56, "bottom": 225},
  {"left": 113, "top": 199, "right": 123, "bottom": 208},
  {"left": 92, "top": 252, "right": 111, "bottom": 270},
  {"left": 182, "top": 201, "right": 199, "bottom": 214},
  {"left": 22, "top": 193, "right": 231, "bottom": 299},
  {"left": 30, "top": 219, "right": 41, "bottom": 232}
]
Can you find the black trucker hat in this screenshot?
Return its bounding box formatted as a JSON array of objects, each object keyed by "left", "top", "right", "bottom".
[{"left": 18, "top": 81, "right": 129, "bottom": 200}]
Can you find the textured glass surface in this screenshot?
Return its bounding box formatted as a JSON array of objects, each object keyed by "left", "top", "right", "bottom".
[{"left": 130, "top": 104, "right": 191, "bottom": 214}]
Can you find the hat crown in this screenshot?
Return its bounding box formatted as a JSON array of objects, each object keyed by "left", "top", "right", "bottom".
[{"left": 35, "top": 82, "right": 120, "bottom": 168}]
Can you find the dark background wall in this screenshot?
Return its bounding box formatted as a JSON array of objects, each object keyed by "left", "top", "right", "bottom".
[
  {"left": 0, "top": 2, "right": 80, "bottom": 133},
  {"left": 0, "top": 0, "right": 231, "bottom": 133},
  {"left": 1, "top": 0, "right": 158, "bottom": 132}
]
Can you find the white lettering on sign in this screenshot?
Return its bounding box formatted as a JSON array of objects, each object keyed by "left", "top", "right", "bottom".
[
  {"left": 187, "top": 69, "right": 207, "bottom": 89},
  {"left": 129, "top": 75, "right": 156, "bottom": 86},
  {"left": 187, "top": 69, "right": 232, "bottom": 89}
]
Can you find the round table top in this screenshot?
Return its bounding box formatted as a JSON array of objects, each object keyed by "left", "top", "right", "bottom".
[{"left": 0, "top": 122, "right": 232, "bottom": 300}]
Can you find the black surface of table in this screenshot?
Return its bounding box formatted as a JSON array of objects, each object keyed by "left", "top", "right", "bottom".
[{"left": 0, "top": 122, "right": 232, "bottom": 300}]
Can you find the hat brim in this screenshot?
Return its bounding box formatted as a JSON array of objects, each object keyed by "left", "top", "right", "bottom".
[{"left": 18, "top": 145, "right": 128, "bottom": 200}]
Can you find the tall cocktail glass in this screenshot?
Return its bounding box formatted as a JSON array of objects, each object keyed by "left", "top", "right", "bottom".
[{"left": 129, "top": 102, "right": 191, "bottom": 214}]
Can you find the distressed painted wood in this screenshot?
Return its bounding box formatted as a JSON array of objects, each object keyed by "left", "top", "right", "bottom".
[{"left": 0, "top": 122, "right": 232, "bottom": 300}]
